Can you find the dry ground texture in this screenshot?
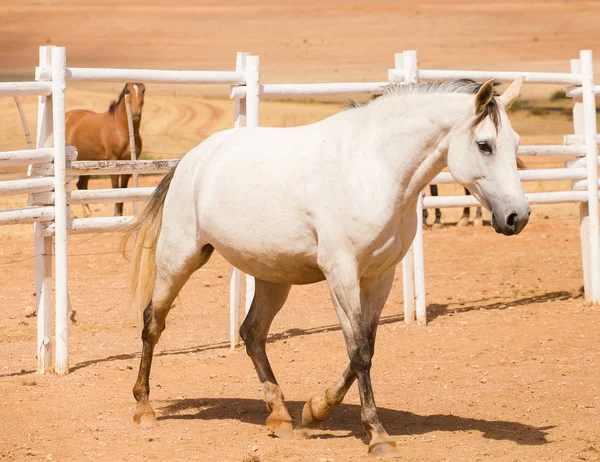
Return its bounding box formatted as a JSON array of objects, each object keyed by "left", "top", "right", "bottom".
[{"left": 1, "top": 1, "right": 600, "bottom": 461}]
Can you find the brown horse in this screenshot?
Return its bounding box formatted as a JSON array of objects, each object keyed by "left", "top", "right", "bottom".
[{"left": 66, "top": 83, "right": 145, "bottom": 216}]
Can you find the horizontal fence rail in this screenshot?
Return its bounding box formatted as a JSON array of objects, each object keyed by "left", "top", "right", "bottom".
[
  {"left": 0, "top": 81, "right": 53, "bottom": 96},
  {"left": 0, "top": 148, "right": 55, "bottom": 167},
  {"left": 41, "top": 216, "right": 134, "bottom": 237},
  {"left": 68, "top": 159, "right": 179, "bottom": 176},
  {"left": 564, "top": 134, "right": 600, "bottom": 145},
  {"left": 566, "top": 85, "right": 600, "bottom": 97},
  {"left": 30, "top": 159, "right": 178, "bottom": 177},
  {"left": 37, "top": 67, "right": 246, "bottom": 85},
  {"left": 517, "top": 145, "right": 585, "bottom": 157},
  {"left": 423, "top": 190, "right": 588, "bottom": 209},
  {"left": 231, "top": 82, "right": 389, "bottom": 98},
  {"left": 388, "top": 69, "right": 582, "bottom": 85},
  {"left": 68, "top": 187, "right": 154, "bottom": 204},
  {"left": 431, "top": 167, "right": 588, "bottom": 185},
  {"left": 0, "top": 178, "right": 54, "bottom": 197},
  {"left": 29, "top": 187, "right": 155, "bottom": 206},
  {"left": 0, "top": 206, "right": 55, "bottom": 225}
]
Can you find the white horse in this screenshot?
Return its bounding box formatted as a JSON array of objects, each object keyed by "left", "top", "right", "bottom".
[{"left": 126, "top": 78, "right": 529, "bottom": 457}]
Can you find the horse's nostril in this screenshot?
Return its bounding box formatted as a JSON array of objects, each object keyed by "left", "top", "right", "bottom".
[{"left": 506, "top": 212, "right": 518, "bottom": 228}]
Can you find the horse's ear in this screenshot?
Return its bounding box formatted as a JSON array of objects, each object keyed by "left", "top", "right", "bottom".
[
  {"left": 474, "top": 80, "right": 495, "bottom": 112},
  {"left": 499, "top": 77, "right": 524, "bottom": 109}
]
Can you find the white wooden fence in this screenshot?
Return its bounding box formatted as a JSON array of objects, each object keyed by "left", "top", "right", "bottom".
[
  {"left": 0, "top": 46, "right": 258, "bottom": 374},
  {"left": 0, "top": 46, "right": 597, "bottom": 375}
]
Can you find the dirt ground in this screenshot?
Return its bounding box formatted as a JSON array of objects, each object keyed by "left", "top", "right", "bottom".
[{"left": 1, "top": 1, "right": 600, "bottom": 461}]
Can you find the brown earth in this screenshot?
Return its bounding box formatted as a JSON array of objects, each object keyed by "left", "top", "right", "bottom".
[{"left": 1, "top": 1, "right": 600, "bottom": 461}]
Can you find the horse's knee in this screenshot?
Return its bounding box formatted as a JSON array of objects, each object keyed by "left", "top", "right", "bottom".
[{"left": 349, "top": 346, "right": 372, "bottom": 374}]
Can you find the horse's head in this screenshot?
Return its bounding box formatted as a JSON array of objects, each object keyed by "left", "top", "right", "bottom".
[
  {"left": 124, "top": 82, "right": 145, "bottom": 120},
  {"left": 446, "top": 79, "right": 530, "bottom": 235}
]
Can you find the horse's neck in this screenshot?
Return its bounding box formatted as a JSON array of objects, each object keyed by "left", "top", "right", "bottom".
[
  {"left": 367, "top": 94, "right": 471, "bottom": 211},
  {"left": 110, "top": 100, "right": 140, "bottom": 133}
]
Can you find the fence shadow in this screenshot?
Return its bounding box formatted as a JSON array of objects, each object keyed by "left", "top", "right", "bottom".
[
  {"left": 157, "top": 397, "right": 551, "bottom": 446},
  {"left": 1, "top": 289, "right": 580, "bottom": 377},
  {"left": 426, "top": 290, "right": 579, "bottom": 323}
]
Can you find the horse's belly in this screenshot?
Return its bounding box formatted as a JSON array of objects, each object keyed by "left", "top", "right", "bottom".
[
  {"left": 202, "top": 209, "right": 323, "bottom": 285},
  {"left": 214, "top": 242, "right": 324, "bottom": 285}
]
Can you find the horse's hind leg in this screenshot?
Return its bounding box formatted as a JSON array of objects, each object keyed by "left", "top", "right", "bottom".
[
  {"left": 301, "top": 268, "right": 395, "bottom": 432},
  {"left": 132, "top": 241, "right": 213, "bottom": 427},
  {"left": 76, "top": 175, "right": 92, "bottom": 218},
  {"left": 240, "top": 280, "right": 293, "bottom": 438},
  {"left": 111, "top": 175, "right": 125, "bottom": 216},
  {"left": 474, "top": 206, "right": 483, "bottom": 227}
]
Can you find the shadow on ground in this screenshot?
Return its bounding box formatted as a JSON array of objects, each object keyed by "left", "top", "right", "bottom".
[{"left": 157, "top": 397, "right": 552, "bottom": 446}]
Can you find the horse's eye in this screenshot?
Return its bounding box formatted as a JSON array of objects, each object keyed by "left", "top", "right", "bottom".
[{"left": 477, "top": 141, "right": 492, "bottom": 154}]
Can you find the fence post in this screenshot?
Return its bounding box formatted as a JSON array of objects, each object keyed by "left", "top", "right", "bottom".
[
  {"left": 414, "top": 191, "right": 427, "bottom": 325},
  {"left": 230, "top": 51, "right": 248, "bottom": 349},
  {"left": 400, "top": 50, "right": 426, "bottom": 325},
  {"left": 51, "top": 46, "right": 69, "bottom": 375},
  {"left": 580, "top": 50, "right": 600, "bottom": 304},
  {"left": 569, "top": 58, "right": 592, "bottom": 302},
  {"left": 34, "top": 46, "right": 53, "bottom": 374},
  {"left": 124, "top": 93, "right": 138, "bottom": 214},
  {"left": 244, "top": 55, "right": 260, "bottom": 316}
]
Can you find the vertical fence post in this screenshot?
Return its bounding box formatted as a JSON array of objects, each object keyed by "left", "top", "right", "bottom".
[
  {"left": 580, "top": 50, "right": 600, "bottom": 304},
  {"left": 34, "top": 46, "right": 53, "bottom": 374},
  {"left": 399, "top": 50, "right": 424, "bottom": 324},
  {"left": 569, "top": 58, "right": 592, "bottom": 302},
  {"left": 14, "top": 97, "right": 33, "bottom": 149},
  {"left": 51, "top": 46, "right": 69, "bottom": 375},
  {"left": 414, "top": 191, "right": 427, "bottom": 325},
  {"left": 244, "top": 55, "right": 260, "bottom": 316},
  {"left": 230, "top": 52, "right": 248, "bottom": 349},
  {"left": 124, "top": 94, "right": 138, "bottom": 214}
]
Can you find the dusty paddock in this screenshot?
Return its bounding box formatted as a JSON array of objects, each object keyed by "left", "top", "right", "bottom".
[{"left": 1, "top": 206, "right": 600, "bottom": 461}]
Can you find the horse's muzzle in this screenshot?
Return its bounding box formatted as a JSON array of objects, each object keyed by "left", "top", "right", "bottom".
[{"left": 491, "top": 208, "right": 531, "bottom": 236}]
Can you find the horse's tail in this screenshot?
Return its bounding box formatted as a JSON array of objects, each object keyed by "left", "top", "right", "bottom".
[{"left": 122, "top": 168, "right": 175, "bottom": 319}]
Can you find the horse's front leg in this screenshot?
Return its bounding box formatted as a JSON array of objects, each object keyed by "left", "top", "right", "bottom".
[
  {"left": 320, "top": 257, "right": 399, "bottom": 456},
  {"left": 301, "top": 268, "right": 395, "bottom": 430},
  {"left": 240, "top": 279, "right": 294, "bottom": 438},
  {"left": 430, "top": 184, "right": 442, "bottom": 228}
]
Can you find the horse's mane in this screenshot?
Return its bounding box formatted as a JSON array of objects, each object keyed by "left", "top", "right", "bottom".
[
  {"left": 351, "top": 79, "right": 502, "bottom": 130},
  {"left": 108, "top": 84, "right": 128, "bottom": 115}
]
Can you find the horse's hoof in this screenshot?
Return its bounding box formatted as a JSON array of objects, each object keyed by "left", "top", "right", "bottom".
[
  {"left": 473, "top": 217, "right": 483, "bottom": 227},
  {"left": 301, "top": 397, "right": 329, "bottom": 428},
  {"left": 456, "top": 217, "right": 469, "bottom": 227},
  {"left": 134, "top": 410, "right": 157, "bottom": 428},
  {"left": 432, "top": 221, "right": 443, "bottom": 229},
  {"left": 266, "top": 417, "right": 294, "bottom": 438},
  {"left": 368, "top": 440, "right": 401, "bottom": 458}
]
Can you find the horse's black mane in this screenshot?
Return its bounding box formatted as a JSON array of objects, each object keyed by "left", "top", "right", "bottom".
[{"left": 108, "top": 84, "right": 129, "bottom": 115}]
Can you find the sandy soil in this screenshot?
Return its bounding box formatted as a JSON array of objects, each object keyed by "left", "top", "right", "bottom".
[{"left": 1, "top": 1, "right": 600, "bottom": 460}]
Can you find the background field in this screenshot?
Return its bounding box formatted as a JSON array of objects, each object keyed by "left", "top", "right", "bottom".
[{"left": 1, "top": 1, "right": 600, "bottom": 461}]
